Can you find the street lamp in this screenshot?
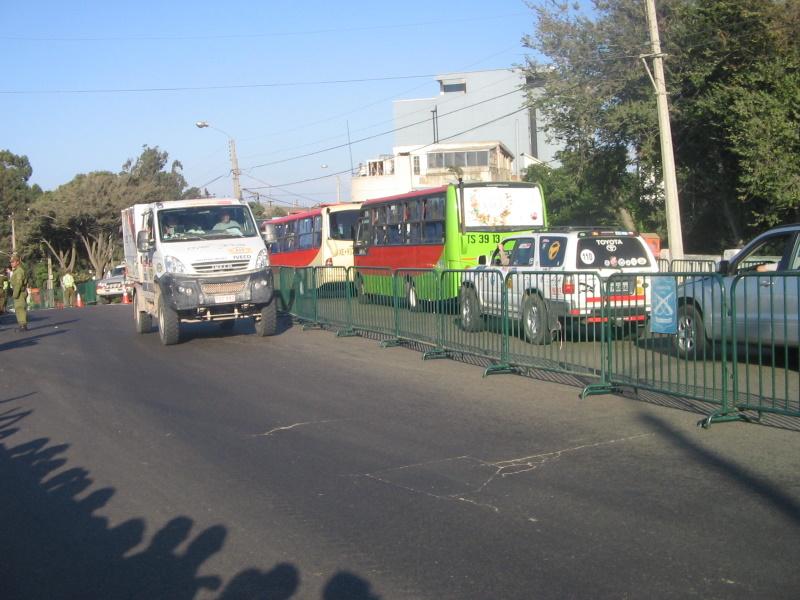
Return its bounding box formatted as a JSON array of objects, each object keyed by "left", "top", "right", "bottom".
[
  {"left": 195, "top": 121, "right": 242, "bottom": 200},
  {"left": 320, "top": 164, "right": 341, "bottom": 203}
]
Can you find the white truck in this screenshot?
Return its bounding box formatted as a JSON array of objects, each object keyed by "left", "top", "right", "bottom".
[{"left": 122, "top": 198, "right": 277, "bottom": 345}]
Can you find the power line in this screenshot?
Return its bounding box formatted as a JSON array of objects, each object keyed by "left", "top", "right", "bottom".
[
  {"left": 254, "top": 106, "right": 529, "bottom": 190},
  {"left": 243, "top": 87, "right": 524, "bottom": 173},
  {"left": 0, "top": 13, "right": 528, "bottom": 42},
  {"left": 0, "top": 74, "right": 436, "bottom": 95}
]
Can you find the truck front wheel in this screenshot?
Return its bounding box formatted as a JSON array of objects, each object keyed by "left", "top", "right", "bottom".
[
  {"left": 255, "top": 300, "right": 277, "bottom": 337},
  {"left": 158, "top": 296, "right": 180, "bottom": 345}
]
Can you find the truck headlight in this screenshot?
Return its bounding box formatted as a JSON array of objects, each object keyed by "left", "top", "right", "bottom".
[
  {"left": 164, "top": 255, "right": 185, "bottom": 274},
  {"left": 255, "top": 249, "right": 269, "bottom": 269}
]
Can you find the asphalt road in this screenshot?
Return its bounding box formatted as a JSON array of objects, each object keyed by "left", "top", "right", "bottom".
[{"left": 1, "top": 304, "right": 799, "bottom": 599}]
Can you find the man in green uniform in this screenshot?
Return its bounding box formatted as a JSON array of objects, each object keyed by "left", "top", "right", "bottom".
[
  {"left": 61, "top": 270, "right": 76, "bottom": 308},
  {"left": 10, "top": 254, "right": 28, "bottom": 331}
]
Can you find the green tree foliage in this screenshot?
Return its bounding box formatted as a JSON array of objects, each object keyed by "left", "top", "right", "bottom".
[
  {"left": 523, "top": 0, "right": 800, "bottom": 251},
  {"left": 27, "top": 145, "right": 196, "bottom": 278},
  {"left": 0, "top": 150, "right": 42, "bottom": 256},
  {"left": 248, "top": 201, "right": 266, "bottom": 219}
]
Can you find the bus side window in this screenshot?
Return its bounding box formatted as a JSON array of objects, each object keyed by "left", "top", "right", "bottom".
[
  {"left": 388, "top": 224, "right": 403, "bottom": 245},
  {"left": 423, "top": 221, "right": 443, "bottom": 243},
  {"left": 409, "top": 222, "right": 422, "bottom": 243}
]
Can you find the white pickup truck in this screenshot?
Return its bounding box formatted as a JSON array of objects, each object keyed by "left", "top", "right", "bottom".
[{"left": 122, "top": 198, "right": 277, "bottom": 345}]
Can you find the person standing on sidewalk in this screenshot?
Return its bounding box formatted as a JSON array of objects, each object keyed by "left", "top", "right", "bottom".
[
  {"left": 0, "top": 268, "right": 7, "bottom": 315},
  {"left": 10, "top": 254, "right": 29, "bottom": 331},
  {"left": 61, "top": 270, "right": 76, "bottom": 308}
]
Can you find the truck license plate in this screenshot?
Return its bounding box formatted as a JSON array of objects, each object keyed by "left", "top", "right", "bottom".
[{"left": 214, "top": 294, "right": 236, "bottom": 303}]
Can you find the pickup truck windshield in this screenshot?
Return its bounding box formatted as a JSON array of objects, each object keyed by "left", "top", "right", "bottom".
[{"left": 158, "top": 206, "right": 257, "bottom": 242}]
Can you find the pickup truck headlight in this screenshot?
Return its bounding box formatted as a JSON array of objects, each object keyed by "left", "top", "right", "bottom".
[
  {"left": 255, "top": 249, "right": 269, "bottom": 269},
  {"left": 164, "top": 255, "right": 186, "bottom": 274}
]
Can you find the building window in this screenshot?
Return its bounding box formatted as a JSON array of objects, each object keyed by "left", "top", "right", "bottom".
[
  {"left": 427, "top": 151, "right": 489, "bottom": 170},
  {"left": 440, "top": 79, "right": 466, "bottom": 94},
  {"left": 413, "top": 155, "right": 420, "bottom": 175}
]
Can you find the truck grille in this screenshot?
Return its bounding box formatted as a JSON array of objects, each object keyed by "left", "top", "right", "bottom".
[
  {"left": 192, "top": 260, "right": 250, "bottom": 274},
  {"left": 200, "top": 281, "right": 247, "bottom": 295}
]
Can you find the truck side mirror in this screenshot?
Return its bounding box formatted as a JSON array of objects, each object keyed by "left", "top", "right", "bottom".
[
  {"left": 136, "top": 230, "right": 153, "bottom": 252},
  {"left": 478, "top": 255, "right": 487, "bottom": 266},
  {"left": 716, "top": 259, "right": 730, "bottom": 275}
]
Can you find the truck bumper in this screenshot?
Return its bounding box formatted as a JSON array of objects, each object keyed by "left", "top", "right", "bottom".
[{"left": 158, "top": 269, "right": 274, "bottom": 313}]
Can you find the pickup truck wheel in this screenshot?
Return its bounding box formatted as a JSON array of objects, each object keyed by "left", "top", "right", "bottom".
[
  {"left": 255, "top": 301, "right": 277, "bottom": 337},
  {"left": 675, "top": 304, "right": 709, "bottom": 358},
  {"left": 523, "top": 294, "right": 551, "bottom": 345},
  {"left": 158, "top": 296, "right": 180, "bottom": 345},
  {"left": 134, "top": 294, "right": 152, "bottom": 334},
  {"left": 459, "top": 286, "right": 483, "bottom": 332}
]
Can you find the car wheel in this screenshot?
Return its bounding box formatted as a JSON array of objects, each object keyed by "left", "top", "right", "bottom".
[
  {"left": 675, "top": 303, "right": 709, "bottom": 358},
  {"left": 460, "top": 286, "right": 483, "bottom": 332},
  {"left": 522, "top": 294, "right": 551, "bottom": 345},
  {"left": 255, "top": 300, "right": 277, "bottom": 337},
  {"left": 158, "top": 296, "right": 180, "bottom": 345},
  {"left": 356, "top": 275, "right": 369, "bottom": 305},
  {"left": 405, "top": 280, "right": 419, "bottom": 311},
  {"left": 134, "top": 293, "right": 152, "bottom": 334}
]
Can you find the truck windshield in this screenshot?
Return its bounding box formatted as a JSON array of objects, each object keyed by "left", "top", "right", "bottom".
[{"left": 158, "top": 205, "right": 258, "bottom": 242}]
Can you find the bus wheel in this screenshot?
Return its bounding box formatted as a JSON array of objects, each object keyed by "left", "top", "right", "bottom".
[
  {"left": 405, "top": 280, "right": 419, "bottom": 311},
  {"left": 459, "top": 286, "right": 483, "bottom": 332},
  {"left": 356, "top": 275, "right": 369, "bottom": 305},
  {"left": 522, "top": 294, "right": 551, "bottom": 345}
]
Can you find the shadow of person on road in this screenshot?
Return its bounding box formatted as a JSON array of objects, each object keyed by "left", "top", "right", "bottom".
[
  {"left": 0, "top": 410, "right": 228, "bottom": 599},
  {"left": 1, "top": 400, "right": 383, "bottom": 599}
]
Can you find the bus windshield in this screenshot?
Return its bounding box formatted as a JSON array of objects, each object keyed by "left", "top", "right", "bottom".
[
  {"left": 463, "top": 185, "right": 545, "bottom": 229},
  {"left": 158, "top": 205, "right": 258, "bottom": 242},
  {"left": 329, "top": 209, "right": 359, "bottom": 241}
]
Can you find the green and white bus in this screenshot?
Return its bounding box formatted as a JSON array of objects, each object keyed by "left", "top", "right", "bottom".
[{"left": 353, "top": 181, "right": 546, "bottom": 307}]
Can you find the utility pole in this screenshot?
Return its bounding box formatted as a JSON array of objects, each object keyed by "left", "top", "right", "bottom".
[
  {"left": 228, "top": 138, "right": 242, "bottom": 201},
  {"left": 643, "top": 0, "right": 684, "bottom": 259}
]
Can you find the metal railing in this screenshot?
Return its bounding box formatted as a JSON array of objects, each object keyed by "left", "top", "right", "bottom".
[{"left": 282, "top": 266, "right": 798, "bottom": 427}]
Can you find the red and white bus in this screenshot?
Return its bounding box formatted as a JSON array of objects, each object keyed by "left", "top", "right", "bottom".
[{"left": 262, "top": 202, "right": 362, "bottom": 287}]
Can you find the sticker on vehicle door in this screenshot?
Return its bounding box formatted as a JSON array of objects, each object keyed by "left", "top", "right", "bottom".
[{"left": 580, "top": 249, "right": 595, "bottom": 264}]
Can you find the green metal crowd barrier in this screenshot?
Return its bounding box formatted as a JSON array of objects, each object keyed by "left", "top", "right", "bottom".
[
  {"left": 728, "top": 272, "right": 799, "bottom": 421},
  {"left": 281, "top": 266, "right": 799, "bottom": 427}
]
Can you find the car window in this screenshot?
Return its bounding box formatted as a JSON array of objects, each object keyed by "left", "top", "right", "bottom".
[
  {"left": 576, "top": 236, "right": 651, "bottom": 269},
  {"left": 492, "top": 239, "right": 517, "bottom": 266},
  {"left": 539, "top": 236, "right": 567, "bottom": 268},
  {"left": 790, "top": 239, "right": 800, "bottom": 271},
  {"left": 734, "top": 232, "right": 794, "bottom": 274},
  {"left": 510, "top": 239, "right": 535, "bottom": 267}
]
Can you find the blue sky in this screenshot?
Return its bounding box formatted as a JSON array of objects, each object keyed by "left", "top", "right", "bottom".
[{"left": 1, "top": 0, "right": 542, "bottom": 208}]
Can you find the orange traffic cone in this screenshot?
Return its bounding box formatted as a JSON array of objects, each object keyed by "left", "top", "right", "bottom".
[
  {"left": 76, "top": 292, "right": 84, "bottom": 308},
  {"left": 122, "top": 289, "right": 131, "bottom": 304}
]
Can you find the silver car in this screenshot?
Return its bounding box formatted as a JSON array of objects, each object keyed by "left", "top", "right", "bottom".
[{"left": 675, "top": 224, "right": 800, "bottom": 357}]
